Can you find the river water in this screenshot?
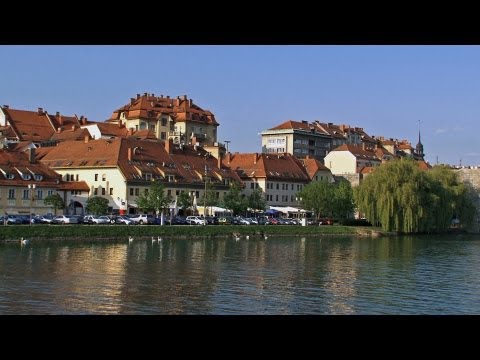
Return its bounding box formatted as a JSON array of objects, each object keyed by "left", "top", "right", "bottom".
[{"left": 1, "top": 235, "right": 479, "bottom": 314}]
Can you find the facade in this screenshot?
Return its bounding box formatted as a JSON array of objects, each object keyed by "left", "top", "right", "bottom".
[
  {"left": 107, "top": 93, "right": 219, "bottom": 146},
  {"left": 40, "top": 137, "right": 241, "bottom": 215},
  {"left": 261, "top": 120, "right": 331, "bottom": 161},
  {"left": 0, "top": 146, "right": 87, "bottom": 215},
  {"left": 224, "top": 152, "right": 322, "bottom": 207},
  {"left": 324, "top": 144, "right": 382, "bottom": 175}
]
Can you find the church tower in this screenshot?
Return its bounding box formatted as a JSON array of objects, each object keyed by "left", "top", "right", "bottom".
[{"left": 415, "top": 126, "right": 424, "bottom": 160}]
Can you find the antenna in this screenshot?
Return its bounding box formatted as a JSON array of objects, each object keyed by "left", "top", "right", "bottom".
[{"left": 224, "top": 140, "right": 231, "bottom": 154}]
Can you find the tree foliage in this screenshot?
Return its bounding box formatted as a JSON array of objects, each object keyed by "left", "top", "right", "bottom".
[
  {"left": 136, "top": 180, "right": 172, "bottom": 215},
  {"left": 177, "top": 191, "right": 192, "bottom": 211},
  {"left": 353, "top": 159, "right": 475, "bottom": 233},
  {"left": 85, "top": 196, "right": 109, "bottom": 215},
  {"left": 43, "top": 193, "right": 64, "bottom": 215},
  {"left": 222, "top": 182, "right": 248, "bottom": 215},
  {"left": 298, "top": 180, "right": 354, "bottom": 220},
  {"left": 248, "top": 188, "right": 267, "bottom": 212}
]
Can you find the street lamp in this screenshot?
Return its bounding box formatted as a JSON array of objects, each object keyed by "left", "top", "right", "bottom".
[
  {"left": 28, "top": 184, "right": 36, "bottom": 225},
  {"left": 296, "top": 196, "right": 303, "bottom": 221}
]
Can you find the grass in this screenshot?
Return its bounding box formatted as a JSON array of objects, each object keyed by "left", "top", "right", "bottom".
[{"left": 0, "top": 224, "right": 380, "bottom": 241}]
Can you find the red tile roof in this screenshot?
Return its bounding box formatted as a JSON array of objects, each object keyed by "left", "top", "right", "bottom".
[
  {"left": 330, "top": 144, "right": 381, "bottom": 161},
  {"left": 0, "top": 148, "right": 61, "bottom": 188},
  {"left": 40, "top": 138, "right": 241, "bottom": 186},
  {"left": 269, "top": 120, "right": 311, "bottom": 131},
  {"left": 224, "top": 152, "right": 310, "bottom": 182},
  {"left": 301, "top": 157, "right": 330, "bottom": 179},
  {"left": 2, "top": 108, "right": 56, "bottom": 142},
  {"left": 108, "top": 93, "right": 218, "bottom": 126},
  {"left": 56, "top": 180, "right": 90, "bottom": 191},
  {"left": 50, "top": 127, "right": 90, "bottom": 141}
]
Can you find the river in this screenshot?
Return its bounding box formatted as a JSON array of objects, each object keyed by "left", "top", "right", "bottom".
[{"left": 1, "top": 235, "right": 479, "bottom": 314}]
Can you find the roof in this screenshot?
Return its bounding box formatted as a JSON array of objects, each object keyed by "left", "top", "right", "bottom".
[
  {"left": 0, "top": 148, "right": 61, "bottom": 187},
  {"left": 2, "top": 108, "right": 56, "bottom": 142},
  {"left": 224, "top": 152, "right": 310, "bottom": 182},
  {"left": 269, "top": 120, "right": 311, "bottom": 131},
  {"left": 39, "top": 138, "right": 241, "bottom": 186},
  {"left": 301, "top": 157, "right": 331, "bottom": 179},
  {"left": 56, "top": 180, "right": 90, "bottom": 191},
  {"left": 107, "top": 93, "right": 218, "bottom": 127},
  {"left": 329, "top": 144, "right": 381, "bottom": 161}
]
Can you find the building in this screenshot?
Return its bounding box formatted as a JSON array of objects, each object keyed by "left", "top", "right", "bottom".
[
  {"left": 261, "top": 120, "right": 331, "bottom": 161},
  {"left": 224, "top": 152, "right": 324, "bottom": 207},
  {"left": 39, "top": 137, "right": 241, "bottom": 215},
  {"left": 0, "top": 145, "right": 88, "bottom": 216},
  {"left": 107, "top": 93, "right": 219, "bottom": 146},
  {"left": 324, "top": 144, "right": 382, "bottom": 176}
]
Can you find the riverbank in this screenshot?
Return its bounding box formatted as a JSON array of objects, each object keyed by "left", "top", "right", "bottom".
[{"left": 0, "top": 224, "right": 387, "bottom": 242}]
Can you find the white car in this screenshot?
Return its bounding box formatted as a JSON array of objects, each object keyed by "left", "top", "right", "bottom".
[
  {"left": 185, "top": 216, "right": 206, "bottom": 225},
  {"left": 52, "top": 215, "right": 79, "bottom": 224}
]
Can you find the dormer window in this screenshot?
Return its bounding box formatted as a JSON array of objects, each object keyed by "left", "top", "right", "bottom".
[
  {"left": 34, "top": 174, "right": 43, "bottom": 181},
  {"left": 7, "top": 174, "right": 14, "bottom": 180},
  {"left": 21, "top": 174, "right": 31, "bottom": 180}
]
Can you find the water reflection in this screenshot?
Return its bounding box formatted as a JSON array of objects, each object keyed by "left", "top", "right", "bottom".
[{"left": 1, "top": 235, "right": 480, "bottom": 314}]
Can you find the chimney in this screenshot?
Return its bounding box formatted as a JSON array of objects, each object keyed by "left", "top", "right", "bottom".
[
  {"left": 28, "top": 147, "right": 36, "bottom": 163},
  {"left": 166, "top": 95, "right": 170, "bottom": 99},
  {"left": 82, "top": 117, "right": 87, "bottom": 125},
  {"left": 253, "top": 153, "right": 258, "bottom": 164},
  {"left": 189, "top": 99, "right": 193, "bottom": 107},
  {"left": 128, "top": 147, "right": 132, "bottom": 161},
  {"left": 165, "top": 138, "right": 173, "bottom": 154},
  {"left": 84, "top": 135, "right": 89, "bottom": 143},
  {"left": 58, "top": 114, "right": 63, "bottom": 125},
  {"left": 38, "top": 107, "right": 43, "bottom": 115},
  {"left": 144, "top": 92, "right": 148, "bottom": 97},
  {"left": 227, "top": 152, "right": 231, "bottom": 165},
  {"left": 56, "top": 111, "right": 60, "bottom": 117},
  {"left": 57, "top": 127, "right": 62, "bottom": 133},
  {"left": 130, "top": 97, "right": 135, "bottom": 104},
  {"left": 136, "top": 93, "right": 140, "bottom": 99}
]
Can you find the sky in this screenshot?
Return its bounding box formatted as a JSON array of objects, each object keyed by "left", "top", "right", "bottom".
[{"left": 1, "top": 45, "right": 479, "bottom": 166}]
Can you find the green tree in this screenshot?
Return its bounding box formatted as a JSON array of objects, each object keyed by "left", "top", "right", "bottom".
[
  {"left": 298, "top": 180, "right": 335, "bottom": 220},
  {"left": 177, "top": 191, "right": 192, "bottom": 215},
  {"left": 248, "top": 188, "right": 266, "bottom": 213},
  {"left": 222, "top": 182, "right": 248, "bottom": 215},
  {"left": 43, "top": 193, "right": 64, "bottom": 215},
  {"left": 85, "top": 196, "right": 109, "bottom": 215},
  {"left": 354, "top": 159, "right": 475, "bottom": 233},
  {"left": 201, "top": 181, "right": 218, "bottom": 216},
  {"left": 332, "top": 179, "right": 355, "bottom": 221},
  {"left": 136, "top": 180, "right": 172, "bottom": 215}
]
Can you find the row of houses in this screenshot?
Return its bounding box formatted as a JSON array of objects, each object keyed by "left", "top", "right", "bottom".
[{"left": 0, "top": 93, "right": 428, "bottom": 216}]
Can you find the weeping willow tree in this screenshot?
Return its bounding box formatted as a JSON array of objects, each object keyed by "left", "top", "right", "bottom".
[{"left": 354, "top": 159, "right": 474, "bottom": 233}]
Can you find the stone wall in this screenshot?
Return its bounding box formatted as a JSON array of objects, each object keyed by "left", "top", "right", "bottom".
[{"left": 456, "top": 168, "right": 480, "bottom": 233}]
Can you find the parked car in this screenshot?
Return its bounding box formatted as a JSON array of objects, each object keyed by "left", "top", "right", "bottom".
[
  {"left": 185, "top": 216, "right": 206, "bottom": 225},
  {"left": 52, "top": 215, "right": 79, "bottom": 224},
  {"left": 114, "top": 216, "right": 134, "bottom": 225},
  {"left": 129, "top": 214, "right": 154, "bottom": 225}
]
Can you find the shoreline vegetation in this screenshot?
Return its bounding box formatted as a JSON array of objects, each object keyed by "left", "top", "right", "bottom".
[{"left": 0, "top": 225, "right": 395, "bottom": 242}]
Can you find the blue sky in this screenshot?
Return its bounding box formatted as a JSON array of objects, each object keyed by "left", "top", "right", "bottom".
[{"left": 1, "top": 45, "right": 479, "bottom": 166}]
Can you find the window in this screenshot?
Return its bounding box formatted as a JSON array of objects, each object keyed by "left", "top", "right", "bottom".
[
  {"left": 37, "top": 190, "right": 43, "bottom": 200},
  {"left": 47, "top": 190, "right": 54, "bottom": 197},
  {"left": 101, "top": 188, "right": 106, "bottom": 196},
  {"left": 94, "top": 188, "right": 98, "bottom": 196},
  {"left": 144, "top": 189, "right": 149, "bottom": 195},
  {"left": 167, "top": 189, "right": 171, "bottom": 196},
  {"left": 102, "top": 174, "right": 106, "bottom": 181},
  {"left": 149, "top": 124, "right": 155, "bottom": 132},
  {"left": 8, "top": 189, "right": 15, "bottom": 199},
  {"left": 276, "top": 183, "right": 279, "bottom": 190},
  {"left": 23, "top": 189, "right": 29, "bottom": 200},
  {"left": 276, "top": 195, "right": 279, "bottom": 202},
  {"left": 250, "top": 183, "right": 254, "bottom": 189},
  {"left": 130, "top": 188, "right": 134, "bottom": 196},
  {"left": 161, "top": 118, "right": 167, "bottom": 126},
  {"left": 76, "top": 174, "right": 79, "bottom": 181},
  {"left": 135, "top": 188, "right": 139, "bottom": 196},
  {"left": 161, "top": 132, "right": 167, "bottom": 140},
  {"left": 291, "top": 184, "right": 294, "bottom": 190},
  {"left": 110, "top": 188, "right": 113, "bottom": 195},
  {"left": 176, "top": 190, "right": 180, "bottom": 196},
  {"left": 34, "top": 174, "right": 43, "bottom": 181},
  {"left": 140, "top": 122, "right": 146, "bottom": 130},
  {"left": 95, "top": 174, "right": 98, "bottom": 181}
]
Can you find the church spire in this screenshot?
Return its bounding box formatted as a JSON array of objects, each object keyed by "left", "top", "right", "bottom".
[{"left": 415, "top": 120, "right": 424, "bottom": 160}]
